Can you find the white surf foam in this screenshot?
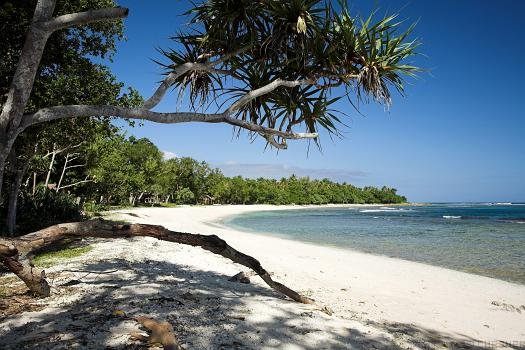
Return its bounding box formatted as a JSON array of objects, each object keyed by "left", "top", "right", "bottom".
[{"left": 360, "top": 209, "right": 412, "bottom": 213}]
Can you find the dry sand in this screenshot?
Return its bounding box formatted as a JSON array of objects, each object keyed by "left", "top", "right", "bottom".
[{"left": 1, "top": 204, "right": 524, "bottom": 349}]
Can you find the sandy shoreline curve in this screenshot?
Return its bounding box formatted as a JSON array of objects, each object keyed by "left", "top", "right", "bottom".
[
  {"left": 1, "top": 204, "right": 524, "bottom": 349},
  {"left": 117, "top": 205, "right": 525, "bottom": 344}
]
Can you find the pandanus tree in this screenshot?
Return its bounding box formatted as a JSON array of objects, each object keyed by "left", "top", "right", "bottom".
[{"left": 0, "top": 0, "right": 420, "bottom": 305}]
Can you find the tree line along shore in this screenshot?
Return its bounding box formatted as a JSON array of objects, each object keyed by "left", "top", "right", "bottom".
[{"left": 1, "top": 128, "right": 406, "bottom": 235}]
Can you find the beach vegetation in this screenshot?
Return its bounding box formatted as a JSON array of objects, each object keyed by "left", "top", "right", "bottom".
[
  {"left": 32, "top": 245, "right": 93, "bottom": 268},
  {"left": 0, "top": 0, "right": 419, "bottom": 330},
  {"left": 1, "top": 129, "right": 405, "bottom": 234}
]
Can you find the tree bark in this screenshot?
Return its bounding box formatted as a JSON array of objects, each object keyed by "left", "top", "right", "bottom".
[
  {"left": 56, "top": 152, "right": 69, "bottom": 190},
  {"left": 43, "top": 145, "right": 57, "bottom": 190},
  {"left": 6, "top": 162, "right": 29, "bottom": 236},
  {"left": 0, "top": 219, "right": 316, "bottom": 306},
  {"left": 0, "top": 144, "right": 9, "bottom": 201},
  {"left": 0, "top": 255, "right": 50, "bottom": 296},
  {"left": 32, "top": 172, "right": 37, "bottom": 195}
]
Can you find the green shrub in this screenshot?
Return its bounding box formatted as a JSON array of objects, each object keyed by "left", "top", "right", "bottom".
[
  {"left": 176, "top": 187, "right": 195, "bottom": 204},
  {"left": 15, "top": 187, "right": 83, "bottom": 234}
]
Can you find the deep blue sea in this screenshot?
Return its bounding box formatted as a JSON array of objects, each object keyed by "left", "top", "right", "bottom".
[{"left": 224, "top": 203, "right": 525, "bottom": 284}]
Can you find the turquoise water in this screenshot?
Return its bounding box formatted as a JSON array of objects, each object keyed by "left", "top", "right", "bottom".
[{"left": 224, "top": 203, "right": 525, "bottom": 284}]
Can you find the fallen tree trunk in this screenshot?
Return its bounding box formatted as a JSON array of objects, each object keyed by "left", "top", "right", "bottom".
[
  {"left": 0, "top": 254, "right": 51, "bottom": 296},
  {"left": 0, "top": 219, "right": 315, "bottom": 305}
]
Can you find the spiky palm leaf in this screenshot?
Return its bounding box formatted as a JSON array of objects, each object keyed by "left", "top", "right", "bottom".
[{"left": 158, "top": 0, "right": 421, "bottom": 147}]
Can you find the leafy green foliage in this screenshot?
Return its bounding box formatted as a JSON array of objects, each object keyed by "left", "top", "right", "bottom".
[
  {"left": 0, "top": 0, "right": 128, "bottom": 108},
  {"left": 85, "top": 134, "right": 406, "bottom": 206},
  {"left": 9, "top": 187, "right": 83, "bottom": 234},
  {"left": 207, "top": 176, "right": 406, "bottom": 205},
  {"left": 87, "top": 136, "right": 163, "bottom": 201},
  {"left": 176, "top": 187, "right": 196, "bottom": 204},
  {"left": 1, "top": 125, "right": 406, "bottom": 235},
  {"left": 162, "top": 0, "right": 420, "bottom": 145},
  {"left": 1, "top": 0, "right": 141, "bottom": 217}
]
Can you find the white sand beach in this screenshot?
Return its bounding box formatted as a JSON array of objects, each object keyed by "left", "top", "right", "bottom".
[{"left": 1, "top": 205, "right": 524, "bottom": 349}]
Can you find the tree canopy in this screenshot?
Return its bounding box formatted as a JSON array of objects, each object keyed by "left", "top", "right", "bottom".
[
  {"left": 10, "top": 0, "right": 420, "bottom": 151},
  {"left": 158, "top": 0, "right": 420, "bottom": 147},
  {"left": 0, "top": 0, "right": 420, "bottom": 235},
  {"left": 87, "top": 134, "right": 407, "bottom": 207},
  {"left": 0, "top": 0, "right": 142, "bottom": 234}
]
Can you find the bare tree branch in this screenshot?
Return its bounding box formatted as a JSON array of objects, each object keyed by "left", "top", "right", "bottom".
[
  {"left": 22, "top": 105, "right": 223, "bottom": 126},
  {"left": 142, "top": 64, "right": 201, "bottom": 110},
  {"left": 56, "top": 151, "right": 87, "bottom": 191},
  {"left": 43, "top": 7, "right": 129, "bottom": 32},
  {"left": 57, "top": 178, "right": 92, "bottom": 191},
  {"left": 63, "top": 163, "right": 86, "bottom": 170},
  {"left": 20, "top": 76, "right": 321, "bottom": 145},
  {"left": 225, "top": 79, "right": 314, "bottom": 115},
  {"left": 222, "top": 115, "right": 317, "bottom": 141},
  {"left": 21, "top": 105, "right": 317, "bottom": 144},
  {"left": 262, "top": 134, "right": 287, "bottom": 150},
  {"left": 33, "top": 0, "right": 57, "bottom": 22}
]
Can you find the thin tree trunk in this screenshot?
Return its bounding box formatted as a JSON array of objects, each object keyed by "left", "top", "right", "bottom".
[
  {"left": 6, "top": 167, "right": 27, "bottom": 236},
  {"left": 0, "top": 164, "right": 4, "bottom": 202},
  {"left": 6, "top": 146, "right": 31, "bottom": 236},
  {"left": 44, "top": 145, "right": 57, "bottom": 190},
  {"left": 0, "top": 147, "right": 9, "bottom": 201},
  {"left": 56, "top": 152, "right": 69, "bottom": 191},
  {"left": 0, "top": 1, "right": 56, "bottom": 202},
  {"left": 0, "top": 219, "right": 319, "bottom": 308},
  {"left": 32, "top": 172, "right": 37, "bottom": 195}
]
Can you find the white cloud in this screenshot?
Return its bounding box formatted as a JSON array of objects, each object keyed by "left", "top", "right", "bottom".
[
  {"left": 162, "top": 150, "right": 178, "bottom": 160},
  {"left": 215, "top": 163, "right": 369, "bottom": 183}
]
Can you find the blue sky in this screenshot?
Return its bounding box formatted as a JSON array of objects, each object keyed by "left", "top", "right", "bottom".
[{"left": 108, "top": 0, "right": 525, "bottom": 203}]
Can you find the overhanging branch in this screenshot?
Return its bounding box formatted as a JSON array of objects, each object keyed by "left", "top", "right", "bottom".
[
  {"left": 44, "top": 7, "right": 129, "bottom": 32},
  {"left": 20, "top": 75, "right": 321, "bottom": 145},
  {"left": 225, "top": 79, "right": 314, "bottom": 115},
  {"left": 21, "top": 104, "right": 318, "bottom": 143}
]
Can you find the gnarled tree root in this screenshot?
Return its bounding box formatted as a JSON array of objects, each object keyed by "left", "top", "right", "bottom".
[{"left": 0, "top": 219, "right": 317, "bottom": 306}]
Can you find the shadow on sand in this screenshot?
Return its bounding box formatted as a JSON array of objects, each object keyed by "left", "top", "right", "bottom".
[{"left": 0, "top": 250, "right": 506, "bottom": 349}]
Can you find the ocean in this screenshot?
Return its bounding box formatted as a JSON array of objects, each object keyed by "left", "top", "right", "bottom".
[{"left": 224, "top": 203, "right": 525, "bottom": 284}]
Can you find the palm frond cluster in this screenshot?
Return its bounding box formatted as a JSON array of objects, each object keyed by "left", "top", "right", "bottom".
[{"left": 161, "top": 0, "right": 421, "bottom": 146}]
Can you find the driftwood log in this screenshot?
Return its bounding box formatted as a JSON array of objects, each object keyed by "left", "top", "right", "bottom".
[
  {"left": 132, "top": 316, "right": 184, "bottom": 350},
  {"left": 0, "top": 219, "right": 315, "bottom": 306}
]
